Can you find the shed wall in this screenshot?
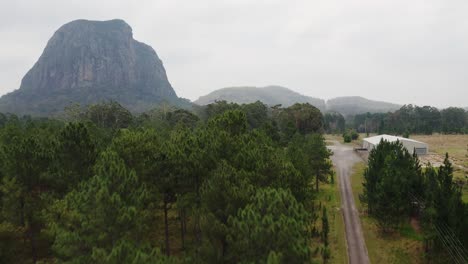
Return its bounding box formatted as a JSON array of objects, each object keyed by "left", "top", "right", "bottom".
[{"left": 362, "top": 138, "right": 428, "bottom": 155}]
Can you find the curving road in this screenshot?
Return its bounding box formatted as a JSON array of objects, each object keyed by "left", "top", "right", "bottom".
[{"left": 328, "top": 140, "right": 370, "bottom": 264}]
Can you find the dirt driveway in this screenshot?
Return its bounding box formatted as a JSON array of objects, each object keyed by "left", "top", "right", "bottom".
[{"left": 328, "top": 140, "right": 370, "bottom": 264}]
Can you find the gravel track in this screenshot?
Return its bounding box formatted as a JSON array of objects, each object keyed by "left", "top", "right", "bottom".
[{"left": 328, "top": 141, "right": 370, "bottom": 264}]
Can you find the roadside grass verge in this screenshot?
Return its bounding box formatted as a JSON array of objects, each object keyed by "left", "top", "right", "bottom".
[
  {"left": 314, "top": 178, "right": 348, "bottom": 264},
  {"left": 350, "top": 162, "right": 425, "bottom": 264}
]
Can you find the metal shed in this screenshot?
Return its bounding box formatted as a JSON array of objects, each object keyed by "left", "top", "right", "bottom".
[{"left": 362, "top": 134, "right": 428, "bottom": 155}]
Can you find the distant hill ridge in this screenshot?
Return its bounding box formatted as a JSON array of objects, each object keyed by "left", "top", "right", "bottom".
[
  {"left": 326, "top": 96, "right": 401, "bottom": 115},
  {"left": 195, "top": 86, "right": 401, "bottom": 115},
  {"left": 195, "top": 86, "right": 326, "bottom": 111}
]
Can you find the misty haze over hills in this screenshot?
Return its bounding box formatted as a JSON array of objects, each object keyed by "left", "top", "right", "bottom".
[
  {"left": 195, "top": 86, "right": 326, "bottom": 110},
  {"left": 195, "top": 86, "right": 401, "bottom": 115},
  {"left": 0, "top": 18, "right": 463, "bottom": 117}
]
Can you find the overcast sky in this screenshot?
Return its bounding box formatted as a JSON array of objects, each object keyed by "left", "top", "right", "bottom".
[{"left": 1, "top": 0, "right": 467, "bottom": 107}]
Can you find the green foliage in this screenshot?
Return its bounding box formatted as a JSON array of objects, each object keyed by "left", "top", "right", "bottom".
[
  {"left": 90, "top": 239, "right": 177, "bottom": 264},
  {"left": 276, "top": 103, "right": 323, "bottom": 141},
  {"left": 109, "top": 128, "right": 162, "bottom": 184},
  {"left": 402, "top": 130, "right": 410, "bottom": 138},
  {"left": 166, "top": 109, "right": 200, "bottom": 128},
  {"left": 310, "top": 134, "right": 334, "bottom": 191},
  {"left": 0, "top": 130, "right": 54, "bottom": 262},
  {"left": 205, "top": 100, "right": 240, "bottom": 120},
  {"left": 0, "top": 102, "right": 334, "bottom": 262},
  {"left": 199, "top": 162, "right": 254, "bottom": 261},
  {"left": 361, "top": 140, "right": 467, "bottom": 254},
  {"left": 85, "top": 101, "right": 134, "bottom": 129},
  {"left": 240, "top": 100, "right": 269, "bottom": 129},
  {"left": 0, "top": 222, "right": 27, "bottom": 263},
  {"left": 362, "top": 140, "right": 422, "bottom": 231},
  {"left": 321, "top": 206, "right": 329, "bottom": 246},
  {"left": 342, "top": 129, "right": 358, "bottom": 142},
  {"left": 50, "top": 122, "right": 97, "bottom": 194},
  {"left": 46, "top": 150, "right": 152, "bottom": 262},
  {"left": 352, "top": 105, "right": 467, "bottom": 135},
  {"left": 323, "top": 112, "right": 345, "bottom": 134},
  {"left": 441, "top": 107, "right": 466, "bottom": 134},
  {"left": 208, "top": 110, "right": 247, "bottom": 136},
  {"left": 137, "top": 105, "right": 200, "bottom": 131},
  {"left": 343, "top": 133, "right": 352, "bottom": 143},
  {"left": 322, "top": 246, "right": 331, "bottom": 263},
  {"left": 227, "top": 188, "right": 311, "bottom": 263}
]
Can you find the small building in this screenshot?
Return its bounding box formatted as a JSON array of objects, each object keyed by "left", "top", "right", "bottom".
[{"left": 362, "top": 134, "right": 428, "bottom": 155}]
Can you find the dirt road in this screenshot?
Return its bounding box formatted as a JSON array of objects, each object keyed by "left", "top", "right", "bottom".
[{"left": 328, "top": 141, "right": 370, "bottom": 264}]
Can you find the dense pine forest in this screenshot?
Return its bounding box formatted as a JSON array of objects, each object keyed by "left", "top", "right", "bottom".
[
  {"left": 1, "top": 100, "right": 466, "bottom": 263},
  {"left": 0, "top": 100, "right": 334, "bottom": 263},
  {"left": 323, "top": 104, "right": 468, "bottom": 135}
]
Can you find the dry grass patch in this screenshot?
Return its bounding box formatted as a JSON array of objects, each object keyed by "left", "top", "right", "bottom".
[
  {"left": 411, "top": 134, "right": 468, "bottom": 203},
  {"left": 411, "top": 134, "right": 468, "bottom": 167}
]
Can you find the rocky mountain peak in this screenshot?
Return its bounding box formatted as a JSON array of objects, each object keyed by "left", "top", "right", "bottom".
[{"left": 0, "top": 19, "right": 183, "bottom": 115}]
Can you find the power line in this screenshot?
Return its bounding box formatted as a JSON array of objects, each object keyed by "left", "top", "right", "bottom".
[
  {"left": 433, "top": 225, "right": 466, "bottom": 264},
  {"left": 434, "top": 224, "right": 466, "bottom": 262},
  {"left": 408, "top": 191, "right": 468, "bottom": 263},
  {"left": 435, "top": 221, "right": 468, "bottom": 260}
]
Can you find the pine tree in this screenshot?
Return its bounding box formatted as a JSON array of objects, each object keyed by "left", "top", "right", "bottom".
[
  {"left": 435, "top": 154, "right": 465, "bottom": 238},
  {"left": 52, "top": 122, "right": 96, "bottom": 194},
  {"left": 46, "top": 150, "right": 152, "bottom": 262},
  {"left": 227, "top": 188, "right": 311, "bottom": 263},
  {"left": 1, "top": 134, "right": 52, "bottom": 262},
  {"left": 199, "top": 161, "right": 254, "bottom": 261},
  {"left": 362, "top": 140, "right": 421, "bottom": 231},
  {"left": 321, "top": 206, "right": 329, "bottom": 247}
]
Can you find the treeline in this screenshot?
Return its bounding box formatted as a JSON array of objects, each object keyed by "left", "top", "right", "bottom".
[
  {"left": 361, "top": 141, "right": 468, "bottom": 261},
  {"left": 351, "top": 105, "right": 468, "bottom": 135},
  {"left": 0, "top": 100, "right": 334, "bottom": 263}
]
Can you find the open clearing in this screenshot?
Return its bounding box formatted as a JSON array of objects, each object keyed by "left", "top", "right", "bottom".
[
  {"left": 411, "top": 134, "right": 468, "bottom": 202},
  {"left": 411, "top": 134, "right": 468, "bottom": 168},
  {"left": 327, "top": 133, "right": 468, "bottom": 263},
  {"left": 327, "top": 134, "right": 468, "bottom": 202}
]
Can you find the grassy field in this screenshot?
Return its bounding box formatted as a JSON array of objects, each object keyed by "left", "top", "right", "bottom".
[
  {"left": 411, "top": 134, "right": 468, "bottom": 202},
  {"left": 350, "top": 162, "right": 425, "bottom": 264},
  {"left": 411, "top": 134, "right": 468, "bottom": 168},
  {"left": 327, "top": 133, "right": 468, "bottom": 202},
  {"left": 327, "top": 133, "right": 468, "bottom": 168}
]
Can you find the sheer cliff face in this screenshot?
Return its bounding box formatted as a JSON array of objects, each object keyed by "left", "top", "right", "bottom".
[{"left": 0, "top": 19, "right": 179, "bottom": 115}]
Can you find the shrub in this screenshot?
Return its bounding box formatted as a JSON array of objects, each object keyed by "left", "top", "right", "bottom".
[{"left": 343, "top": 133, "right": 352, "bottom": 143}]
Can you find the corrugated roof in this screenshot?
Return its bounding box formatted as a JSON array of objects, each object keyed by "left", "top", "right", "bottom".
[{"left": 363, "top": 134, "right": 426, "bottom": 145}]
